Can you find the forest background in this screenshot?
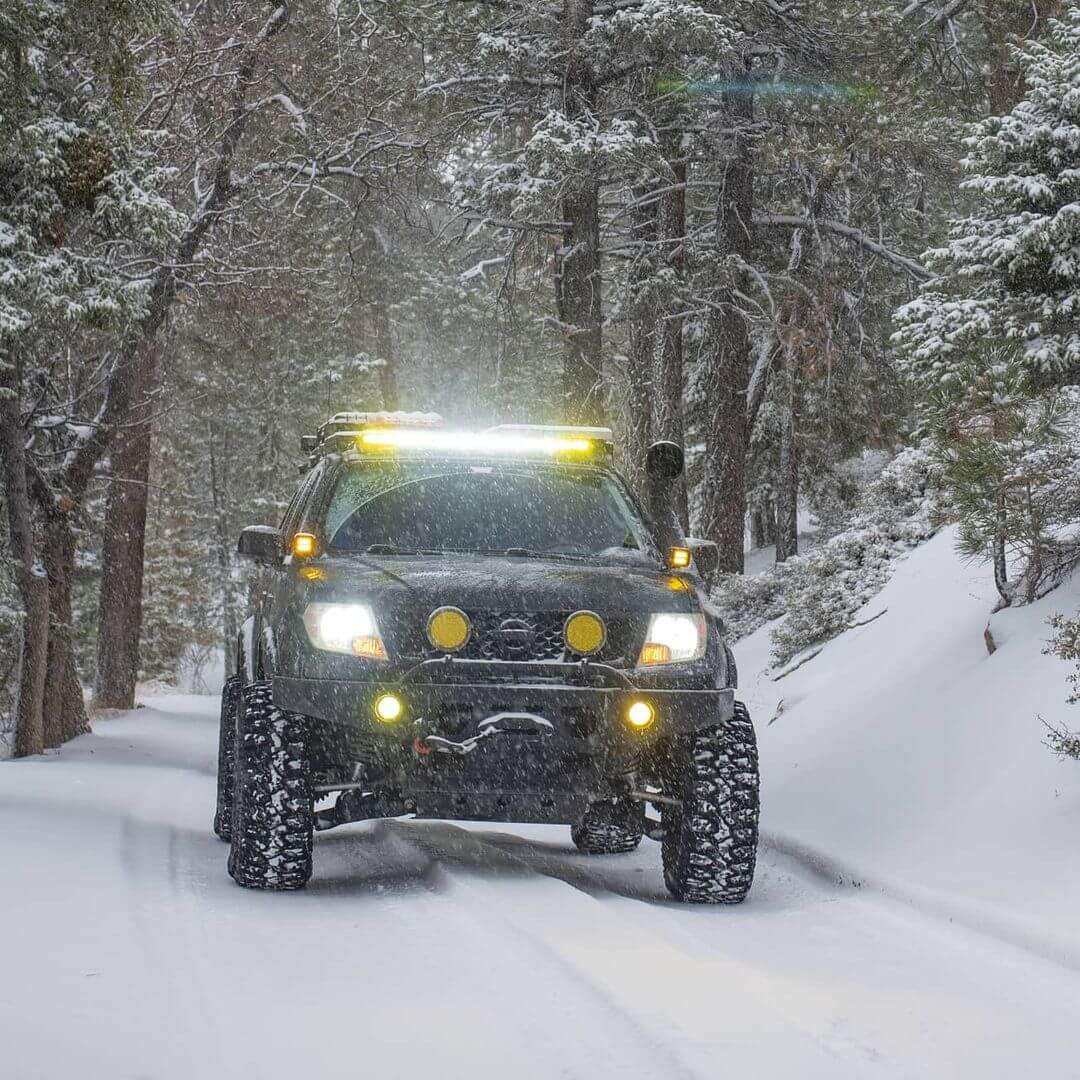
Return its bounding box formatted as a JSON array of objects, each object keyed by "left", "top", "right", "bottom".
[{"left": 4, "top": 0, "right": 1080, "bottom": 755}]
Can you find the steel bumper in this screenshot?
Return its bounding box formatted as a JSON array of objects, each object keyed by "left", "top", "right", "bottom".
[{"left": 274, "top": 657, "right": 734, "bottom": 737}]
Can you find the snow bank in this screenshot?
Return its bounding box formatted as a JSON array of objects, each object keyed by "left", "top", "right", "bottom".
[
  {"left": 2, "top": 560, "right": 1079, "bottom": 1077},
  {"left": 740, "top": 526, "right": 1080, "bottom": 964}
]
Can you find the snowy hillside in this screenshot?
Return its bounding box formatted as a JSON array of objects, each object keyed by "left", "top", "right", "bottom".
[
  {"left": 742, "top": 526, "right": 1080, "bottom": 965},
  {"left": 2, "top": 532, "right": 1079, "bottom": 1079}
]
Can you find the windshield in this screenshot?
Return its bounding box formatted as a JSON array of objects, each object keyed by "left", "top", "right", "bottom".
[{"left": 324, "top": 462, "right": 648, "bottom": 559}]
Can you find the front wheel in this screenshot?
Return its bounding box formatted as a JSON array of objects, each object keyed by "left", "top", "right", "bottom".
[
  {"left": 227, "top": 680, "right": 314, "bottom": 890},
  {"left": 660, "top": 701, "right": 760, "bottom": 903}
]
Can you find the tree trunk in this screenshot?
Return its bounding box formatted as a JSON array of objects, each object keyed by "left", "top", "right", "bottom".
[
  {"left": 991, "top": 411, "right": 1011, "bottom": 607},
  {"left": 94, "top": 340, "right": 160, "bottom": 709},
  {"left": 209, "top": 422, "right": 239, "bottom": 679},
  {"left": 20, "top": 6, "right": 290, "bottom": 738},
  {"left": 373, "top": 295, "right": 399, "bottom": 411},
  {"left": 775, "top": 354, "right": 799, "bottom": 563},
  {"left": 986, "top": 0, "right": 1062, "bottom": 113},
  {"left": 698, "top": 89, "right": 754, "bottom": 573},
  {"left": 12, "top": 574, "right": 49, "bottom": 757},
  {"left": 654, "top": 139, "right": 689, "bottom": 531},
  {"left": 0, "top": 355, "right": 48, "bottom": 757},
  {"left": 557, "top": 184, "right": 603, "bottom": 424},
  {"left": 750, "top": 500, "right": 776, "bottom": 550},
  {"left": 993, "top": 493, "right": 1010, "bottom": 607},
  {"left": 624, "top": 192, "right": 657, "bottom": 495},
  {"left": 556, "top": 0, "right": 603, "bottom": 425},
  {"left": 42, "top": 513, "right": 88, "bottom": 744}
]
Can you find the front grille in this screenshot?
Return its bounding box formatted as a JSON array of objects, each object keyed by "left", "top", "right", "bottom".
[{"left": 424, "top": 610, "right": 634, "bottom": 666}]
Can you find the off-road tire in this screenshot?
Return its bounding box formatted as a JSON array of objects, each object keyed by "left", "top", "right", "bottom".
[
  {"left": 571, "top": 799, "right": 644, "bottom": 854},
  {"left": 227, "top": 680, "right": 314, "bottom": 890},
  {"left": 212, "top": 676, "right": 241, "bottom": 841},
  {"left": 660, "top": 701, "right": 759, "bottom": 903}
]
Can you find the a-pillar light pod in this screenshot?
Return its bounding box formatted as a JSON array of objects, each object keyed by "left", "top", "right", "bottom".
[
  {"left": 667, "top": 546, "right": 692, "bottom": 569},
  {"left": 291, "top": 532, "right": 318, "bottom": 558}
]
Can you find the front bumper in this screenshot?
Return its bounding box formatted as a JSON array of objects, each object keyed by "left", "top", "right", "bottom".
[{"left": 274, "top": 656, "right": 734, "bottom": 738}]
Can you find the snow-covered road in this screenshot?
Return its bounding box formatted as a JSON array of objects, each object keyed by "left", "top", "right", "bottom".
[{"left": 2, "top": 683, "right": 1078, "bottom": 1079}]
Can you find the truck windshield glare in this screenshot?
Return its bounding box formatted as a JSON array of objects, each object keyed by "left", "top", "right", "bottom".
[{"left": 325, "top": 463, "right": 644, "bottom": 558}]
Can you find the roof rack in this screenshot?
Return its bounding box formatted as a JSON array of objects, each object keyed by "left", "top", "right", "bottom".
[
  {"left": 318, "top": 411, "right": 443, "bottom": 442},
  {"left": 300, "top": 411, "right": 445, "bottom": 465}
]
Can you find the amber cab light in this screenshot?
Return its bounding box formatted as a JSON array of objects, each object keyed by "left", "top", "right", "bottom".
[
  {"left": 291, "top": 532, "right": 318, "bottom": 558},
  {"left": 668, "top": 546, "right": 692, "bottom": 569}
]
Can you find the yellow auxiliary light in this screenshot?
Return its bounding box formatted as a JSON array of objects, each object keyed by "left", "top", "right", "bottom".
[
  {"left": 564, "top": 610, "right": 606, "bottom": 655},
  {"left": 374, "top": 693, "right": 404, "bottom": 724},
  {"left": 427, "top": 606, "right": 471, "bottom": 652},
  {"left": 668, "top": 546, "right": 692, "bottom": 570},
  {"left": 291, "top": 532, "right": 318, "bottom": 559},
  {"left": 358, "top": 428, "right": 593, "bottom": 456},
  {"left": 626, "top": 700, "right": 655, "bottom": 729}
]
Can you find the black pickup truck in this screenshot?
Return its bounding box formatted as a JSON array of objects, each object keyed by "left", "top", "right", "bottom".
[{"left": 214, "top": 414, "right": 759, "bottom": 903}]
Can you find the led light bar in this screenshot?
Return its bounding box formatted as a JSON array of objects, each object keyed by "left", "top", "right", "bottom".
[
  {"left": 485, "top": 424, "right": 614, "bottom": 442},
  {"left": 357, "top": 428, "right": 595, "bottom": 456}
]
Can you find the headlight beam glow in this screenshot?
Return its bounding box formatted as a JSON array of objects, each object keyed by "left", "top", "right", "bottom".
[
  {"left": 303, "top": 602, "right": 387, "bottom": 660},
  {"left": 638, "top": 612, "right": 706, "bottom": 667}
]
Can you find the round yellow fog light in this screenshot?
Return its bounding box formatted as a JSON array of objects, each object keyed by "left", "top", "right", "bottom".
[
  {"left": 626, "top": 700, "right": 655, "bottom": 729},
  {"left": 374, "top": 693, "right": 404, "bottom": 724},
  {"left": 564, "top": 610, "right": 606, "bottom": 655},
  {"left": 427, "top": 606, "right": 471, "bottom": 652}
]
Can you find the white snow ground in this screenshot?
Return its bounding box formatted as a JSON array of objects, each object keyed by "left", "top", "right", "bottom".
[{"left": 2, "top": 528, "right": 1079, "bottom": 1079}]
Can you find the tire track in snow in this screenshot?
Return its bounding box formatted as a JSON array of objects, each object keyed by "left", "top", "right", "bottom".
[
  {"left": 387, "top": 821, "right": 896, "bottom": 1079},
  {"left": 308, "top": 820, "right": 700, "bottom": 1080},
  {"left": 388, "top": 820, "right": 1080, "bottom": 1079},
  {"left": 124, "top": 794, "right": 692, "bottom": 1080},
  {"left": 117, "top": 763, "right": 238, "bottom": 1076},
  {"left": 762, "top": 828, "right": 1080, "bottom": 975}
]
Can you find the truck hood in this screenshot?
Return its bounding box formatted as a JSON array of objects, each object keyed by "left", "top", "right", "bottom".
[{"left": 311, "top": 551, "right": 696, "bottom": 615}]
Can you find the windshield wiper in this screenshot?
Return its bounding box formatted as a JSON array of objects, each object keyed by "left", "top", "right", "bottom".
[
  {"left": 362, "top": 544, "right": 589, "bottom": 562},
  {"left": 486, "top": 548, "right": 589, "bottom": 562},
  {"left": 364, "top": 544, "right": 449, "bottom": 556}
]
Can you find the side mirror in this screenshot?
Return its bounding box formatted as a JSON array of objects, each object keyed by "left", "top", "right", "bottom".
[
  {"left": 237, "top": 525, "right": 282, "bottom": 563},
  {"left": 685, "top": 537, "right": 719, "bottom": 577},
  {"left": 646, "top": 440, "right": 684, "bottom": 480}
]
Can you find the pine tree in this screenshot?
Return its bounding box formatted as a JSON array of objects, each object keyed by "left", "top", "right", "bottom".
[
  {"left": 895, "top": 7, "right": 1080, "bottom": 604},
  {"left": 0, "top": 0, "right": 176, "bottom": 753},
  {"left": 894, "top": 8, "right": 1080, "bottom": 388}
]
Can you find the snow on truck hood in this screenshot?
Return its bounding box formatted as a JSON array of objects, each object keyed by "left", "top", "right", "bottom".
[{"left": 309, "top": 551, "right": 698, "bottom": 614}]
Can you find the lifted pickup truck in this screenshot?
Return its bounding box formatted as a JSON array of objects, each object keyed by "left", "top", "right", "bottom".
[{"left": 214, "top": 413, "right": 759, "bottom": 903}]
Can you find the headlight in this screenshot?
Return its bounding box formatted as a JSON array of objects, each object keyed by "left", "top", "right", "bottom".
[
  {"left": 638, "top": 613, "right": 706, "bottom": 666},
  {"left": 303, "top": 603, "right": 387, "bottom": 659}
]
